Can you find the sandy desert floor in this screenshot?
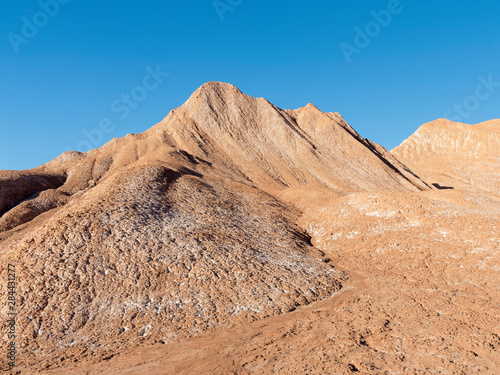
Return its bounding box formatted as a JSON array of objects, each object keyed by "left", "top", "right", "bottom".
[{"left": 41, "top": 189, "right": 500, "bottom": 375}]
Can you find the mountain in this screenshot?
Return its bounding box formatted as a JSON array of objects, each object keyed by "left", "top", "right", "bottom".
[
  {"left": 1, "top": 83, "right": 498, "bottom": 374},
  {"left": 0, "top": 82, "right": 430, "bottom": 233},
  {"left": 391, "top": 118, "right": 500, "bottom": 195}
]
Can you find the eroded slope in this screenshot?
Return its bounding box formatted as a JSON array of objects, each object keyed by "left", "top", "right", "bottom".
[{"left": 392, "top": 119, "right": 500, "bottom": 194}]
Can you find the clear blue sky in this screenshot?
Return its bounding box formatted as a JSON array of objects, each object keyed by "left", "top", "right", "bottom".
[{"left": 1, "top": 0, "right": 499, "bottom": 170}]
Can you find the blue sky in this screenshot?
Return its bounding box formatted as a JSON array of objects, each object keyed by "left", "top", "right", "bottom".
[{"left": 1, "top": 0, "right": 499, "bottom": 170}]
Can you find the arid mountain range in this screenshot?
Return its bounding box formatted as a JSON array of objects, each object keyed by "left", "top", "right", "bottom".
[{"left": 1, "top": 82, "right": 498, "bottom": 374}]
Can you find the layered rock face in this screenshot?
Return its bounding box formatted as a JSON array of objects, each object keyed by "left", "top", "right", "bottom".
[
  {"left": 162, "top": 83, "right": 430, "bottom": 195},
  {"left": 392, "top": 118, "right": 500, "bottom": 194},
  {"left": 0, "top": 83, "right": 498, "bottom": 374}
]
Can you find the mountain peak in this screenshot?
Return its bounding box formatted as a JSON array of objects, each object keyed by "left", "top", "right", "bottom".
[
  {"left": 196, "top": 81, "right": 240, "bottom": 92},
  {"left": 190, "top": 81, "right": 244, "bottom": 99},
  {"left": 183, "top": 81, "right": 252, "bottom": 112},
  {"left": 160, "top": 82, "right": 430, "bottom": 195}
]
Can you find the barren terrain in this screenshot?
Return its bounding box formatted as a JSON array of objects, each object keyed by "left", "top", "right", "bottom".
[{"left": 0, "top": 82, "right": 498, "bottom": 374}]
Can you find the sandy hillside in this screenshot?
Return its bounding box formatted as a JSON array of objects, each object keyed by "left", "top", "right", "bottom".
[{"left": 392, "top": 118, "right": 500, "bottom": 195}]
